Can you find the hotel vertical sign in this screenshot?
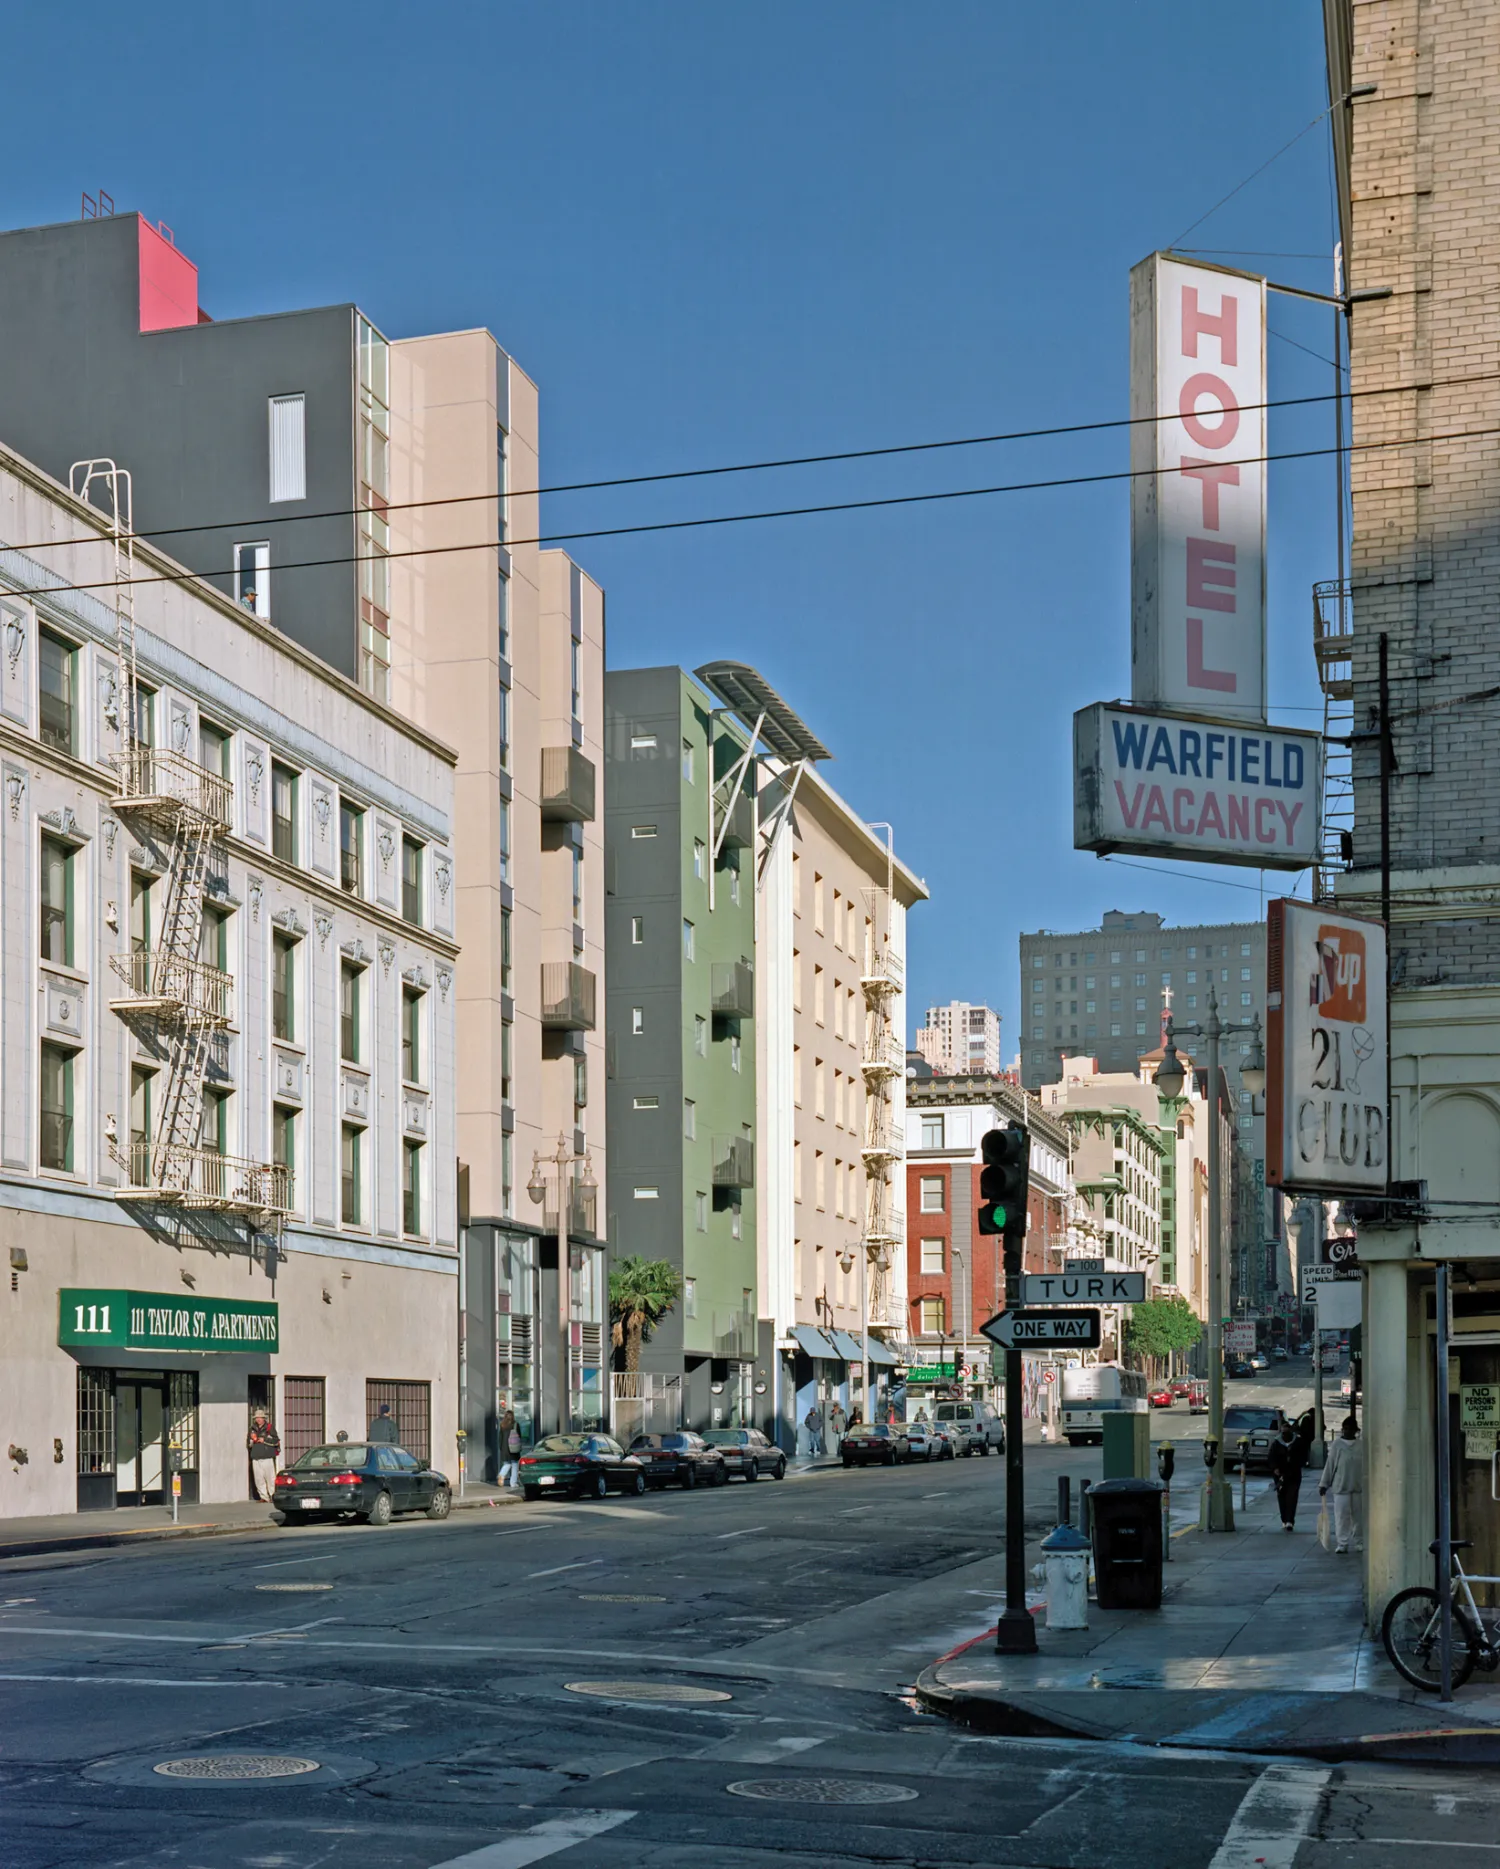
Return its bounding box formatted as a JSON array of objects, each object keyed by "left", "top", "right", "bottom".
[{"left": 1130, "top": 255, "right": 1267, "bottom": 721}]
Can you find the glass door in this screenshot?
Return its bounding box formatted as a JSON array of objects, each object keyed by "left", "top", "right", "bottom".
[{"left": 115, "top": 1378, "right": 167, "bottom": 1506}]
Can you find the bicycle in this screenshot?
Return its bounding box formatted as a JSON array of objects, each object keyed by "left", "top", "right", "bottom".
[{"left": 1382, "top": 1539, "right": 1500, "bottom": 1692}]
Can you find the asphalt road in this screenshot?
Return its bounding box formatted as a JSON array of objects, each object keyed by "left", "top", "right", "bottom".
[{"left": 5, "top": 1360, "right": 1484, "bottom": 1869}]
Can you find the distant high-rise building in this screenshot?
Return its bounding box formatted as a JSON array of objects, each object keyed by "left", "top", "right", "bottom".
[{"left": 916, "top": 1001, "right": 1001, "bottom": 1077}]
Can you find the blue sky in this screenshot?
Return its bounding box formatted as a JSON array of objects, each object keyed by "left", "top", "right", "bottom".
[{"left": 4, "top": 3, "right": 1339, "bottom": 1052}]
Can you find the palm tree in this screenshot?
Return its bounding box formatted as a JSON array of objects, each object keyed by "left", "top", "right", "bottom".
[{"left": 609, "top": 1256, "right": 683, "bottom": 1372}]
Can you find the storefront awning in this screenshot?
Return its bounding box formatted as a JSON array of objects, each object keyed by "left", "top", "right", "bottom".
[
  {"left": 790, "top": 1325, "right": 840, "bottom": 1360},
  {"left": 862, "top": 1335, "right": 900, "bottom": 1367},
  {"left": 827, "top": 1329, "right": 864, "bottom": 1362}
]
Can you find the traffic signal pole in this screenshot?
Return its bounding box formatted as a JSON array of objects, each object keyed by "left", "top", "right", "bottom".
[{"left": 984, "top": 1122, "right": 1037, "bottom": 1656}]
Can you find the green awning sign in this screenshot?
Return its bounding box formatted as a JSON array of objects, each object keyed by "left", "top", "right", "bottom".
[
  {"left": 907, "top": 1363, "right": 955, "bottom": 1382},
  {"left": 59, "top": 1289, "right": 279, "bottom": 1353}
]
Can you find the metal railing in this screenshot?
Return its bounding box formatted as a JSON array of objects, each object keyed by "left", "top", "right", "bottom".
[
  {"left": 861, "top": 943, "right": 904, "bottom": 994},
  {"left": 116, "top": 1142, "right": 292, "bottom": 1218},
  {"left": 711, "top": 959, "right": 755, "bottom": 1019},
  {"left": 540, "top": 745, "right": 597, "bottom": 823},
  {"left": 108, "top": 949, "right": 233, "bottom": 1025},
  {"left": 1313, "top": 577, "right": 1355, "bottom": 901},
  {"left": 712, "top": 1135, "right": 755, "bottom": 1188},
  {"left": 713, "top": 1307, "right": 757, "bottom": 1360},
  {"left": 861, "top": 1030, "right": 904, "bottom": 1076},
  {"left": 112, "top": 746, "right": 232, "bottom": 829},
  {"left": 541, "top": 961, "right": 597, "bottom": 1030},
  {"left": 714, "top": 787, "right": 755, "bottom": 850}
]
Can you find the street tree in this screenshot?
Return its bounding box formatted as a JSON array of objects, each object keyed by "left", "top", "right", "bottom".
[
  {"left": 609, "top": 1256, "right": 683, "bottom": 1372},
  {"left": 1124, "top": 1294, "right": 1203, "bottom": 1376}
]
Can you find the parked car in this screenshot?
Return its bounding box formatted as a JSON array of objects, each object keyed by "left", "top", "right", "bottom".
[
  {"left": 1226, "top": 1356, "right": 1256, "bottom": 1379},
  {"left": 519, "top": 1433, "right": 648, "bottom": 1500},
  {"left": 902, "top": 1421, "right": 943, "bottom": 1461},
  {"left": 1272, "top": 1346, "right": 1289, "bottom": 1362},
  {"left": 273, "top": 1442, "right": 451, "bottom": 1526},
  {"left": 841, "top": 1423, "right": 912, "bottom": 1467},
  {"left": 1249, "top": 1351, "right": 1270, "bottom": 1372},
  {"left": 700, "top": 1427, "right": 787, "bottom": 1481},
  {"left": 626, "top": 1431, "right": 727, "bottom": 1490},
  {"left": 1223, "top": 1404, "right": 1289, "bottom": 1473},
  {"left": 932, "top": 1399, "right": 1005, "bottom": 1455},
  {"left": 1169, "top": 1379, "right": 1194, "bottom": 1399},
  {"left": 1148, "top": 1387, "right": 1175, "bottom": 1408},
  {"left": 1187, "top": 1381, "right": 1209, "bottom": 1415},
  {"left": 926, "top": 1423, "right": 960, "bottom": 1460}
]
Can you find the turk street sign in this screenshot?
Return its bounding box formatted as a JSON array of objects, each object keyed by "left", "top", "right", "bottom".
[
  {"left": 1074, "top": 703, "right": 1319, "bottom": 871},
  {"left": 58, "top": 1289, "right": 280, "bottom": 1353},
  {"left": 1266, "top": 899, "right": 1389, "bottom": 1195},
  {"left": 981, "top": 1309, "right": 1103, "bottom": 1350},
  {"left": 1020, "top": 1271, "right": 1148, "bottom": 1306}
]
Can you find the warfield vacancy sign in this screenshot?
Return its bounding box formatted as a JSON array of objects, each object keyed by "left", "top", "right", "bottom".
[{"left": 1075, "top": 703, "right": 1319, "bottom": 870}]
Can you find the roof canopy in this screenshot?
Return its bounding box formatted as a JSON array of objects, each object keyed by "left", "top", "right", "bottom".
[{"left": 695, "top": 661, "right": 831, "bottom": 764}]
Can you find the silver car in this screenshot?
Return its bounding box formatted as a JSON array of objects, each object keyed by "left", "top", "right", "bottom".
[
  {"left": 901, "top": 1422, "right": 941, "bottom": 1461},
  {"left": 932, "top": 1400, "right": 1005, "bottom": 1455}
]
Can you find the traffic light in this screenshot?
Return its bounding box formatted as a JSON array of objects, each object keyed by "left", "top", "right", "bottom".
[{"left": 979, "top": 1125, "right": 1029, "bottom": 1237}]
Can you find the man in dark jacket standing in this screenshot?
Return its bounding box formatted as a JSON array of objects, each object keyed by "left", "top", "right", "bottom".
[
  {"left": 1267, "top": 1422, "right": 1306, "bottom": 1531},
  {"left": 367, "top": 1403, "right": 399, "bottom": 1444},
  {"left": 247, "top": 1408, "right": 281, "bottom": 1502}
]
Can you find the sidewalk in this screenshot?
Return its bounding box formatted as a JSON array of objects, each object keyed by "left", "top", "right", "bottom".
[
  {"left": 0, "top": 1480, "right": 520, "bottom": 1561},
  {"left": 917, "top": 1477, "right": 1500, "bottom": 1765}
]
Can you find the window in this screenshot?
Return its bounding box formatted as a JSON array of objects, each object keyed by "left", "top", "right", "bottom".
[
  {"left": 200, "top": 902, "right": 229, "bottom": 972},
  {"left": 402, "top": 987, "right": 422, "bottom": 1083},
  {"left": 403, "top": 1140, "right": 423, "bottom": 1235},
  {"left": 498, "top": 685, "right": 511, "bottom": 773},
  {"left": 814, "top": 965, "right": 825, "bottom": 1025},
  {"left": 272, "top": 932, "right": 296, "bottom": 1042},
  {"left": 920, "top": 1175, "right": 945, "bottom": 1213},
  {"left": 130, "top": 1064, "right": 153, "bottom": 1163},
  {"left": 1241, "top": 943, "right": 1251, "bottom": 957},
  {"left": 920, "top": 1114, "right": 943, "bottom": 1148},
  {"left": 38, "top": 629, "right": 75, "bottom": 754},
  {"left": 631, "top": 825, "right": 658, "bottom": 839},
  {"left": 692, "top": 841, "right": 705, "bottom": 881},
  {"left": 401, "top": 836, "right": 423, "bottom": 925},
  {"left": 921, "top": 1238, "right": 944, "bottom": 1274},
  {"left": 682, "top": 740, "right": 695, "bottom": 783},
  {"left": 633, "top": 1185, "right": 659, "bottom": 1200},
  {"left": 1134, "top": 972, "right": 1146, "bottom": 987},
  {"left": 630, "top": 915, "right": 643, "bottom": 945},
  {"left": 813, "top": 873, "right": 824, "bottom": 933},
  {"left": 497, "top": 570, "right": 510, "bottom": 661},
  {"left": 496, "top": 423, "right": 509, "bottom": 541},
  {"left": 271, "top": 764, "right": 297, "bottom": 864},
  {"left": 682, "top": 919, "right": 695, "bottom": 961},
  {"left": 684, "top": 1277, "right": 697, "bottom": 1318},
  {"left": 1241, "top": 992, "right": 1252, "bottom": 1007},
  {"left": 132, "top": 683, "right": 156, "bottom": 747},
  {"left": 1186, "top": 970, "right": 1197, "bottom": 985},
  {"left": 40, "top": 836, "right": 72, "bottom": 967},
  {"left": 500, "top": 1020, "right": 513, "bottom": 1103},
  {"left": 683, "top": 1098, "right": 696, "bottom": 1140},
  {"left": 339, "top": 802, "right": 363, "bottom": 895},
  {"left": 1134, "top": 950, "right": 1145, "bottom": 963},
  {"left": 234, "top": 542, "right": 270, "bottom": 619},
  {"left": 571, "top": 637, "right": 582, "bottom": 723},
  {"left": 341, "top": 1124, "right": 362, "bottom": 1225},
  {"left": 269, "top": 394, "right": 307, "bottom": 502},
  {"left": 730, "top": 1033, "right": 742, "bottom": 1073},
  {"left": 340, "top": 963, "right": 362, "bottom": 1063},
  {"left": 920, "top": 1296, "right": 945, "bottom": 1334},
  {"left": 1187, "top": 946, "right": 1198, "bottom": 959},
  {"left": 1084, "top": 976, "right": 1095, "bottom": 990},
  {"left": 39, "top": 1043, "right": 73, "bottom": 1171},
  {"left": 1240, "top": 968, "right": 1251, "bottom": 983},
  {"left": 695, "top": 1191, "right": 708, "bottom": 1231},
  {"left": 273, "top": 1104, "right": 296, "bottom": 1183},
  {"left": 631, "top": 1007, "right": 644, "bottom": 1036},
  {"left": 499, "top": 796, "right": 511, "bottom": 884},
  {"left": 501, "top": 907, "right": 513, "bottom": 992},
  {"left": 693, "top": 1015, "right": 706, "bottom": 1056},
  {"left": 632, "top": 1094, "right": 658, "bottom": 1110},
  {"left": 630, "top": 732, "right": 657, "bottom": 754}
]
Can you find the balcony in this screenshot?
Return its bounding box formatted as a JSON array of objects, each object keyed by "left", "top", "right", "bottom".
[
  {"left": 861, "top": 1113, "right": 900, "bottom": 1168},
  {"left": 712, "top": 1135, "right": 755, "bottom": 1189},
  {"left": 116, "top": 1142, "right": 292, "bottom": 1219},
  {"left": 541, "top": 745, "right": 597, "bottom": 823},
  {"left": 713, "top": 1307, "right": 757, "bottom": 1361},
  {"left": 861, "top": 943, "right": 904, "bottom": 997},
  {"left": 112, "top": 747, "right": 232, "bottom": 831},
  {"left": 541, "top": 961, "right": 597, "bottom": 1031},
  {"left": 108, "top": 950, "right": 233, "bottom": 1026},
  {"left": 861, "top": 1030, "right": 904, "bottom": 1079},
  {"left": 711, "top": 959, "right": 754, "bottom": 1019},
  {"left": 715, "top": 787, "right": 755, "bottom": 849}
]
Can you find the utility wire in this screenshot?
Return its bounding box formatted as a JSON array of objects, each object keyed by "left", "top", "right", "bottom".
[
  {"left": 12, "top": 363, "right": 1499, "bottom": 560},
  {"left": 1168, "top": 99, "right": 1341, "bottom": 249},
  {"left": 4, "top": 419, "right": 1495, "bottom": 608},
  {"left": 1102, "top": 855, "right": 1309, "bottom": 897}
]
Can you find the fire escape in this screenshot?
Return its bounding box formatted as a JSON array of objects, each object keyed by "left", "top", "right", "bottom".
[
  {"left": 74, "top": 460, "right": 291, "bottom": 1226},
  {"left": 860, "top": 885, "right": 903, "bottom": 1331},
  {"left": 1312, "top": 578, "right": 1354, "bottom": 903}
]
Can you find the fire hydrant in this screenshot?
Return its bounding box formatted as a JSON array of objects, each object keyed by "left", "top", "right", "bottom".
[{"left": 1040, "top": 1521, "right": 1092, "bottom": 1630}]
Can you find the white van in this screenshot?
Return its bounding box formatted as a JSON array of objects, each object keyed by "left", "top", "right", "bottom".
[{"left": 932, "top": 1400, "right": 1005, "bottom": 1455}]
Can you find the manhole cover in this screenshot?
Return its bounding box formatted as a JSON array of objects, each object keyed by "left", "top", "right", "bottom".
[
  {"left": 578, "top": 1593, "right": 666, "bottom": 1603},
  {"left": 564, "top": 1680, "right": 731, "bottom": 1703},
  {"left": 727, "top": 1778, "right": 918, "bottom": 1805},
  {"left": 154, "top": 1755, "right": 321, "bottom": 1781},
  {"left": 254, "top": 1582, "right": 333, "bottom": 1592}
]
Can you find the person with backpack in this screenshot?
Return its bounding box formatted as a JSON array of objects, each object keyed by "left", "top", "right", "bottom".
[{"left": 498, "top": 1410, "right": 523, "bottom": 1491}]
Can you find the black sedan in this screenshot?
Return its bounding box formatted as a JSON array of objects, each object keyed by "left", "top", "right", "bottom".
[
  {"left": 517, "top": 1434, "right": 646, "bottom": 1500},
  {"left": 273, "top": 1443, "right": 451, "bottom": 1526},
  {"left": 840, "top": 1424, "right": 912, "bottom": 1467},
  {"left": 701, "top": 1427, "right": 787, "bottom": 1481},
  {"left": 627, "top": 1431, "right": 728, "bottom": 1489}
]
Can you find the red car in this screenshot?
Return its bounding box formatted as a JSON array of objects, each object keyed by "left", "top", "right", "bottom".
[
  {"left": 1148, "top": 1387, "right": 1175, "bottom": 1408},
  {"left": 1169, "top": 1379, "right": 1193, "bottom": 1398}
]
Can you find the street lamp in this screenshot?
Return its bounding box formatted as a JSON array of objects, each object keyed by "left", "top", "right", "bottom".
[
  {"left": 836, "top": 1241, "right": 871, "bottom": 1422},
  {"left": 1154, "top": 985, "right": 1264, "bottom": 1533},
  {"left": 528, "top": 1133, "right": 596, "bottom": 1438}
]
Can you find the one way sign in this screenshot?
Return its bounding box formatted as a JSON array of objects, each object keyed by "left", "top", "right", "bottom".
[{"left": 980, "top": 1309, "right": 1103, "bottom": 1350}]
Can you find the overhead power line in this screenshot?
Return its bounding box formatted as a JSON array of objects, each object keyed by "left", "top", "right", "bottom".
[
  {"left": 2, "top": 419, "right": 1495, "bottom": 610},
  {"left": 8, "top": 364, "right": 1498, "bottom": 561}
]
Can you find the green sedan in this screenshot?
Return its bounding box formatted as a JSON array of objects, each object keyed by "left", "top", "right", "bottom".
[{"left": 518, "top": 1433, "right": 648, "bottom": 1501}]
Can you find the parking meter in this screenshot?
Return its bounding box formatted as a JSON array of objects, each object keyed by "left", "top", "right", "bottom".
[
  {"left": 1202, "top": 1436, "right": 1219, "bottom": 1470},
  {"left": 1236, "top": 1434, "right": 1251, "bottom": 1508},
  {"left": 1157, "top": 1441, "right": 1175, "bottom": 1562}
]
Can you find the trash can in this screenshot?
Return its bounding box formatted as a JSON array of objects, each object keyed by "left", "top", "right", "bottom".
[{"left": 1088, "top": 1477, "right": 1166, "bottom": 1610}]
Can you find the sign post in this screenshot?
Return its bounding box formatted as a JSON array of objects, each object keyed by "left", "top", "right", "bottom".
[{"left": 981, "top": 1123, "right": 1038, "bottom": 1657}]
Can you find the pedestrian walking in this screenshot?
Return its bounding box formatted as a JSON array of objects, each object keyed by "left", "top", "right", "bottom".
[
  {"left": 367, "top": 1403, "right": 399, "bottom": 1444},
  {"left": 1319, "top": 1415, "right": 1364, "bottom": 1554},
  {"left": 498, "top": 1410, "right": 523, "bottom": 1491},
  {"left": 829, "top": 1401, "right": 846, "bottom": 1443},
  {"left": 246, "top": 1407, "right": 281, "bottom": 1503},
  {"left": 1267, "top": 1422, "right": 1306, "bottom": 1531},
  {"left": 803, "top": 1403, "right": 824, "bottom": 1458}
]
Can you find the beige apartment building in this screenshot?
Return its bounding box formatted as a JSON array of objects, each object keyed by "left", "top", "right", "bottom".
[
  {"left": 758, "top": 762, "right": 926, "bottom": 1450},
  {"left": 389, "top": 334, "right": 607, "bottom": 1463}
]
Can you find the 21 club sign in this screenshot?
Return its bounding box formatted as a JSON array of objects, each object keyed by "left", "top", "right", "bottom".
[{"left": 1266, "top": 899, "right": 1388, "bottom": 1195}]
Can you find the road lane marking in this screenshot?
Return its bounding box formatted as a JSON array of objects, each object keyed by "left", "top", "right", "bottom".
[
  {"left": 1207, "top": 1763, "right": 1330, "bottom": 1869},
  {"left": 525, "top": 1560, "right": 602, "bottom": 1579},
  {"left": 714, "top": 1526, "right": 766, "bottom": 1540},
  {"left": 427, "top": 1808, "right": 637, "bottom": 1867},
  {"left": 0, "top": 1673, "right": 295, "bottom": 1688},
  {"left": 249, "top": 1553, "right": 346, "bottom": 1571}
]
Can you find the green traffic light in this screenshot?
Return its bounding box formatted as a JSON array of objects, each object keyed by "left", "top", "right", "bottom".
[{"left": 990, "top": 1205, "right": 1007, "bottom": 1229}]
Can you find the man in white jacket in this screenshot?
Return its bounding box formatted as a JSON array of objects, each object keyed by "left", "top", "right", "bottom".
[{"left": 1320, "top": 1416, "right": 1364, "bottom": 1554}]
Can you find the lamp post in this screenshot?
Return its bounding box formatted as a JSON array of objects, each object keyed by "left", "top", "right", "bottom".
[
  {"left": 527, "top": 1133, "right": 597, "bottom": 1440},
  {"left": 1154, "top": 984, "right": 1265, "bottom": 1533},
  {"left": 836, "top": 1240, "right": 870, "bottom": 1422}
]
